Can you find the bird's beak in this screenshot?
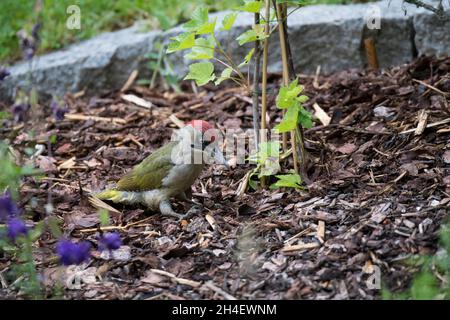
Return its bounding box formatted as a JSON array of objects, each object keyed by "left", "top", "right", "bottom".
[{"left": 214, "top": 146, "right": 229, "bottom": 168}]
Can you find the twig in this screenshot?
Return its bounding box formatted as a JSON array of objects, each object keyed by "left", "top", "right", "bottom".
[
  {"left": 120, "top": 70, "right": 139, "bottom": 92},
  {"left": 121, "top": 94, "right": 153, "bottom": 109},
  {"left": 260, "top": 0, "right": 271, "bottom": 188},
  {"left": 283, "top": 226, "right": 313, "bottom": 244},
  {"left": 204, "top": 281, "right": 237, "bottom": 300},
  {"left": 78, "top": 216, "right": 154, "bottom": 233},
  {"left": 274, "top": 1, "right": 300, "bottom": 174},
  {"left": 150, "top": 269, "right": 202, "bottom": 288},
  {"left": 64, "top": 114, "right": 126, "bottom": 124},
  {"left": 412, "top": 78, "right": 449, "bottom": 97},
  {"left": 251, "top": 12, "right": 262, "bottom": 150},
  {"left": 399, "top": 118, "right": 450, "bottom": 134},
  {"left": 404, "top": 0, "right": 447, "bottom": 18},
  {"left": 281, "top": 242, "right": 320, "bottom": 252}
]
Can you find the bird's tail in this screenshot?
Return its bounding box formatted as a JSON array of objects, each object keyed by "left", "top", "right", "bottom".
[
  {"left": 92, "top": 189, "right": 142, "bottom": 204},
  {"left": 94, "top": 189, "right": 124, "bottom": 202}
]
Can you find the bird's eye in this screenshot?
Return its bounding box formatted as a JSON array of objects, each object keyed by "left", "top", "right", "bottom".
[{"left": 202, "top": 140, "right": 210, "bottom": 150}]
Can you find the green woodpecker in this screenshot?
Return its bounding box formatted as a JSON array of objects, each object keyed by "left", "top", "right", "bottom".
[{"left": 93, "top": 120, "right": 227, "bottom": 220}]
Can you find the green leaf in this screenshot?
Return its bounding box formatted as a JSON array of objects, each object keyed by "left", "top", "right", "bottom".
[
  {"left": 221, "top": 12, "right": 238, "bottom": 31},
  {"left": 185, "top": 35, "right": 216, "bottom": 60},
  {"left": 270, "top": 174, "right": 303, "bottom": 189},
  {"left": 136, "top": 79, "right": 151, "bottom": 86},
  {"left": 49, "top": 134, "right": 57, "bottom": 145},
  {"left": 215, "top": 67, "right": 233, "bottom": 85},
  {"left": 28, "top": 221, "right": 44, "bottom": 242},
  {"left": 276, "top": 78, "right": 304, "bottom": 109},
  {"left": 167, "top": 32, "right": 195, "bottom": 53},
  {"left": 236, "top": 29, "right": 258, "bottom": 46},
  {"left": 184, "top": 62, "right": 215, "bottom": 86},
  {"left": 236, "top": 24, "right": 267, "bottom": 46},
  {"left": 183, "top": 6, "right": 209, "bottom": 31},
  {"left": 236, "top": 0, "right": 263, "bottom": 13},
  {"left": 47, "top": 216, "right": 62, "bottom": 238},
  {"left": 297, "top": 95, "right": 309, "bottom": 103},
  {"left": 183, "top": 6, "right": 216, "bottom": 35},
  {"left": 98, "top": 209, "right": 110, "bottom": 227},
  {"left": 299, "top": 108, "right": 313, "bottom": 129},
  {"left": 248, "top": 179, "right": 258, "bottom": 190},
  {"left": 238, "top": 48, "right": 255, "bottom": 68},
  {"left": 259, "top": 157, "right": 281, "bottom": 177},
  {"left": 274, "top": 105, "right": 299, "bottom": 133},
  {"left": 196, "top": 17, "right": 217, "bottom": 35},
  {"left": 153, "top": 10, "right": 173, "bottom": 30}
]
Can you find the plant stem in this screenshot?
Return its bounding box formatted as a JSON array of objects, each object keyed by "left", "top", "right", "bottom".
[
  {"left": 212, "top": 34, "right": 246, "bottom": 84},
  {"left": 150, "top": 44, "right": 165, "bottom": 89},
  {"left": 274, "top": 1, "right": 299, "bottom": 174},
  {"left": 252, "top": 12, "right": 262, "bottom": 151},
  {"left": 281, "top": 4, "right": 296, "bottom": 80},
  {"left": 260, "top": 0, "right": 271, "bottom": 188},
  {"left": 273, "top": 1, "right": 289, "bottom": 154}
]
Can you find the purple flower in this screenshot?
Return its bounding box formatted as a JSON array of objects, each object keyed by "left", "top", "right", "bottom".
[
  {"left": 50, "top": 99, "right": 68, "bottom": 121},
  {"left": 12, "top": 103, "right": 30, "bottom": 122},
  {"left": 56, "top": 240, "right": 91, "bottom": 266},
  {"left": 6, "top": 217, "right": 28, "bottom": 242},
  {"left": 31, "top": 23, "right": 41, "bottom": 43},
  {"left": 0, "top": 66, "right": 10, "bottom": 81},
  {"left": 17, "top": 30, "right": 37, "bottom": 61},
  {"left": 98, "top": 232, "right": 122, "bottom": 252},
  {"left": 0, "top": 192, "right": 20, "bottom": 222}
]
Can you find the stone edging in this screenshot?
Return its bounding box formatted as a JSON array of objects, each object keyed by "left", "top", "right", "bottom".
[{"left": 0, "top": 0, "right": 449, "bottom": 102}]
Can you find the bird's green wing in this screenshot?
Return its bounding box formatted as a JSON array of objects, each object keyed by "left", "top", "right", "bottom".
[{"left": 116, "top": 141, "right": 176, "bottom": 191}]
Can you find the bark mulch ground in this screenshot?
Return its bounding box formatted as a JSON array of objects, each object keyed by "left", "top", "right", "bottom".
[{"left": 1, "top": 55, "right": 449, "bottom": 299}]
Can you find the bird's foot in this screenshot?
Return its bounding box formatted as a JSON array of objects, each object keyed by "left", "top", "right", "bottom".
[
  {"left": 159, "top": 200, "right": 202, "bottom": 221},
  {"left": 176, "top": 191, "right": 202, "bottom": 206}
]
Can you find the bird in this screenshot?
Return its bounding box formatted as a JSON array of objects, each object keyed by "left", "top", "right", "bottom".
[{"left": 92, "top": 120, "right": 227, "bottom": 220}]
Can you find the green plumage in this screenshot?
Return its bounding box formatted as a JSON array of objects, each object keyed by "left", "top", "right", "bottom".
[
  {"left": 95, "top": 189, "right": 122, "bottom": 202},
  {"left": 116, "top": 141, "right": 176, "bottom": 191},
  {"left": 94, "top": 141, "right": 177, "bottom": 204}
]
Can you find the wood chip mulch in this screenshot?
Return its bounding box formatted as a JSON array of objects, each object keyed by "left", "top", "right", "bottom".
[{"left": 0, "top": 55, "right": 449, "bottom": 300}]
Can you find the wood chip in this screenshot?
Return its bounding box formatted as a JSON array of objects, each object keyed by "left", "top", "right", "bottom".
[
  {"left": 281, "top": 242, "right": 320, "bottom": 252},
  {"left": 412, "top": 78, "right": 449, "bottom": 97},
  {"left": 313, "top": 103, "right": 331, "bottom": 126},
  {"left": 415, "top": 109, "right": 428, "bottom": 135},
  {"left": 204, "top": 281, "right": 237, "bottom": 300},
  {"left": 121, "top": 94, "right": 153, "bottom": 109},
  {"left": 120, "top": 70, "right": 139, "bottom": 92},
  {"left": 65, "top": 114, "right": 126, "bottom": 124},
  {"left": 399, "top": 118, "right": 450, "bottom": 134},
  {"left": 317, "top": 220, "right": 325, "bottom": 242},
  {"left": 205, "top": 214, "right": 217, "bottom": 231},
  {"left": 88, "top": 196, "right": 121, "bottom": 214},
  {"left": 284, "top": 227, "right": 313, "bottom": 244},
  {"left": 58, "top": 157, "right": 76, "bottom": 170},
  {"left": 149, "top": 269, "right": 201, "bottom": 288},
  {"left": 169, "top": 114, "right": 185, "bottom": 128}
]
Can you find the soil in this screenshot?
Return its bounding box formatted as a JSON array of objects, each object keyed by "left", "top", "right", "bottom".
[{"left": 0, "top": 55, "right": 449, "bottom": 300}]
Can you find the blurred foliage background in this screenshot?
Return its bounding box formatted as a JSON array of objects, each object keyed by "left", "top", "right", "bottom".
[{"left": 0, "top": 0, "right": 370, "bottom": 63}]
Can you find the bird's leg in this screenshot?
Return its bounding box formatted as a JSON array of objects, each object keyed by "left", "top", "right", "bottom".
[
  {"left": 176, "top": 190, "right": 202, "bottom": 206},
  {"left": 159, "top": 199, "right": 201, "bottom": 220}
]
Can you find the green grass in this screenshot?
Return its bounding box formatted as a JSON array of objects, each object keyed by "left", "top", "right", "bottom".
[{"left": 0, "top": 0, "right": 361, "bottom": 64}]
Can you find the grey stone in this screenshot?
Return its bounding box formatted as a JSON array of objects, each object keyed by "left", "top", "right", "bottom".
[
  {"left": 1, "top": 23, "right": 157, "bottom": 102},
  {"left": 414, "top": 8, "right": 450, "bottom": 56},
  {"left": 1, "top": 0, "right": 450, "bottom": 103}
]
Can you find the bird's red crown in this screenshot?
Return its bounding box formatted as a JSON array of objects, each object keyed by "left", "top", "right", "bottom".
[{"left": 186, "top": 120, "right": 216, "bottom": 142}]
